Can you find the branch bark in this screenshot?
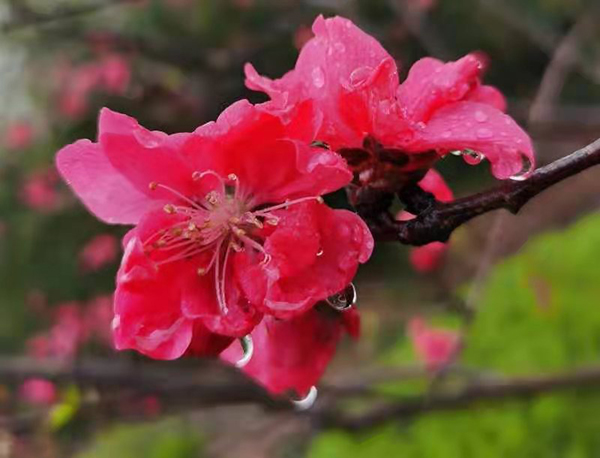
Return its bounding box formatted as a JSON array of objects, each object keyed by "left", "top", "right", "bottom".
[
  {"left": 321, "top": 365, "right": 600, "bottom": 431},
  {"left": 367, "top": 137, "right": 600, "bottom": 246}
]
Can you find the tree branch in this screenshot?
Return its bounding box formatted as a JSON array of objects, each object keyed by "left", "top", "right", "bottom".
[
  {"left": 367, "top": 137, "right": 600, "bottom": 246},
  {"left": 321, "top": 364, "right": 600, "bottom": 431}
]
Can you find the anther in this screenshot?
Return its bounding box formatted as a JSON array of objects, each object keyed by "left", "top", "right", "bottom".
[
  {"left": 228, "top": 173, "right": 238, "bottom": 182},
  {"left": 266, "top": 218, "right": 279, "bottom": 226},
  {"left": 188, "top": 222, "right": 198, "bottom": 231},
  {"left": 231, "top": 242, "right": 244, "bottom": 252},
  {"left": 197, "top": 267, "right": 207, "bottom": 276},
  {"left": 233, "top": 227, "right": 246, "bottom": 237},
  {"left": 149, "top": 181, "right": 158, "bottom": 191},
  {"left": 163, "top": 204, "right": 176, "bottom": 214},
  {"left": 192, "top": 171, "right": 202, "bottom": 180},
  {"left": 229, "top": 216, "right": 241, "bottom": 224},
  {"left": 316, "top": 196, "right": 324, "bottom": 204}
]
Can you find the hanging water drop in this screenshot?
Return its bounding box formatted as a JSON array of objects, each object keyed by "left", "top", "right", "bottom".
[
  {"left": 462, "top": 149, "right": 485, "bottom": 165},
  {"left": 509, "top": 152, "right": 534, "bottom": 181},
  {"left": 235, "top": 335, "right": 254, "bottom": 368},
  {"left": 326, "top": 283, "right": 357, "bottom": 311},
  {"left": 292, "top": 386, "right": 318, "bottom": 410}
]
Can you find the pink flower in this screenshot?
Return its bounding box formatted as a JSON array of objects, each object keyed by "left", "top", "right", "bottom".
[
  {"left": 56, "top": 55, "right": 130, "bottom": 120},
  {"left": 84, "top": 295, "right": 115, "bottom": 345},
  {"left": 4, "top": 121, "right": 34, "bottom": 151},
  {"left": 20, "top": 169, "right": 62, "bottom": 213},
  {"left": 408, "top": 317, "right": 460, "bottom": 371},
  {"left": 221, "top": 307, "right": 360, "bottom": 396},
  {"left": 97, "top": 54, "right": 131, "bottom": 94},
  {"left": 27, "top": 303, "right": 87, "bottom": 361},
  {"left": 56, "top": 101, "right": 373, "bottom": 361},
  {"left": 19, "top": 378, "right": 57, "bottom": 406},
  {"left": 80, "top": 234, "right": 119, "bottom": 272},
  {"left": 398, "top": 169, "right": 453, "bottom": 273},
  {"left": 245, "top": 16, "right": 534, "bottom": 181}
]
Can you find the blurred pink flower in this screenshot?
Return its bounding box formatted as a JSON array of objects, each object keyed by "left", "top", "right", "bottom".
[
  {"left": 27, "top": 303, "right": 87, "bottom": 361},
  {"left": 97, "top": 54, "right": 131, "bottom": 94},
  {"left": 80, "top": 234, "right": 119, "bottom": 272},
  {"left": 84, "top": 294, "right": 114, "bottom": 345},
  {"left": 20, "top": 169, "right": 62, "bottom": 213},
  {"left": 408, "top": 317, "right": 460, "bottom": 371},
  {"left": 409, "top": 242, "right": 447, "bottom": 273},
  {"left": 57, "top": 54, "right": 131, "bottom": 120},
  {"left": 4, "top": 121, "right": 34, "bottom": 151},
  {"left": 19, "top": 378, "right": 57, "bottom": 406}
]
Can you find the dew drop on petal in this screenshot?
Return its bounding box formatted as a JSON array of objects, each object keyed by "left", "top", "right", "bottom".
[
  {"left": 326, "top": 283, "right": 357, "bottom": 311},
  {"left": 462, "top": 149, "right": 485, "bottom": 165},
  {"left": 476, "top": 128, "right": 493, "bottom": 139},
  {"left": 134, "top": 128, "right": 164, "bottom": 148},
  {"left": 349, "top": 66, "right": 373, "bottom": 87},
  {"left": 316, "top": 248, "right": 324, "bottom": 257},
  {"left": 509, "top": 152, "right": 534, "bottom": 181},
  {"left": 292, "top": 386, "right": 318, "bottom": 410},
  {"left": 474, "top": 110, "right": 488, "bottom": 123},
  {"left": 311, "top": 67, "right": 325, "bottom": 88},
  {"left": 235, "top": 335, "right": 254, "bottom": 368}
]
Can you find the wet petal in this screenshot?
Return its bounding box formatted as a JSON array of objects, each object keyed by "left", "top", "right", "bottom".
[
  {"left": 221, "top": 308, "right": 347, "bottom": 396},
  {"left": 411, "top": 101, "right": 535, "bottom": 179}
]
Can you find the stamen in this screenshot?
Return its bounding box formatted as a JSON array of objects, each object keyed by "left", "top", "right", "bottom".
[
  {"left": 163, "top": 204, "right": 176, "bottom": 214},
  {"left": 254, "top": 196, "right": 324, "bottom": 216},
  {"left": 151, "top": 183, "right": 204, "bottom": 210}
]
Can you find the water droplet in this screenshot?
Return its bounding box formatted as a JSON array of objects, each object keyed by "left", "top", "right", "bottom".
[
  {"left": 416, "top": 122, "right": 426, "bottom": 130},
  {"left": 134, "top": 128, "right": 164, "bottom": 148},
  {"left": 326, "top": 283, "right": 357, "bottom": 311},
  {"left": 476, "top": 128, "right": 493, "bottom": 139},
  {"left": 475, "top": 110, "right": 488, "bottom": 123},
  {"left": 462, "top": 149, "right": 485, "bottom": 165},
  {"left": 235, "top": 335, "right": 254, "bottom": 368},
  {"left": 292, "top": 386, "right": 318, "bottom": 410},
  {"left": 509, "top": 153, "right": 534, "bottom": 181},
  {"left": 349, "top": 66, "right": 373, "bottom": 87},
  {"left": 316, "top": 248, "right": 324, "bottom": 257},
  {"left": 311, "top": 67, "right": 325, "bottom": 88}
]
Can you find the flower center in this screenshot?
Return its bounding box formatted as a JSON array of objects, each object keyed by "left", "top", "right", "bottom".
[{"left": 144, "top": 171, "right": 322, "bottom": 314}]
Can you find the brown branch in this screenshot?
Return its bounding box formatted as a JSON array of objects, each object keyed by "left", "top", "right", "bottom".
[
  {"left": 1, "top": 0, "right": 143, "bottom": 34},
  {"left": 367, "top": 137, "right": 600, "bottom": 246},
  {"left": 321, "top": 365, "right": 600, "bottom": 431}
]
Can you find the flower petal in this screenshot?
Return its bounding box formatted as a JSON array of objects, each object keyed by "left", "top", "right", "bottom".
[
  {"left": 397, "top": 54, "right": 484, "bottom": 123},
  {"left": 412, "top": 101, "right": 535, "bottom": 179},
  {"left": 113, "top": 236, "right": 193, "bottom": 360},
  {"left": 98, "top": 108, "right": 196, "bottom": 203},
  {"left": 221, "top": 308, "right": 347, "bottom": 396},
  {"left": 237, "top": 202, "right": 373, "bottom": 318},
  {"left": 183, "top": 100, "right": 351, "bottom": 204},
  {"left": 56, "top": 140, "right": 156, "bottom": 224}
]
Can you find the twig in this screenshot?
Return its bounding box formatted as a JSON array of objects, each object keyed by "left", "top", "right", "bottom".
[
  {"left": 321, "top": 364, "right": 600, "bottom": 430},
  {"left": 365, "top": 137, "right": 600, "bottom": 246},
  {"left": 1, "top": 0, "right": 142, "bottom": 34},
  {"left": 529, "top": 12, "right": 596, "bottom": 124}
]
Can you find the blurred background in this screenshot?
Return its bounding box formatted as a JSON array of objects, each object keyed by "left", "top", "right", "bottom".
[{"left": 1, "top": 0, "right": 600, "bottom": 456}]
